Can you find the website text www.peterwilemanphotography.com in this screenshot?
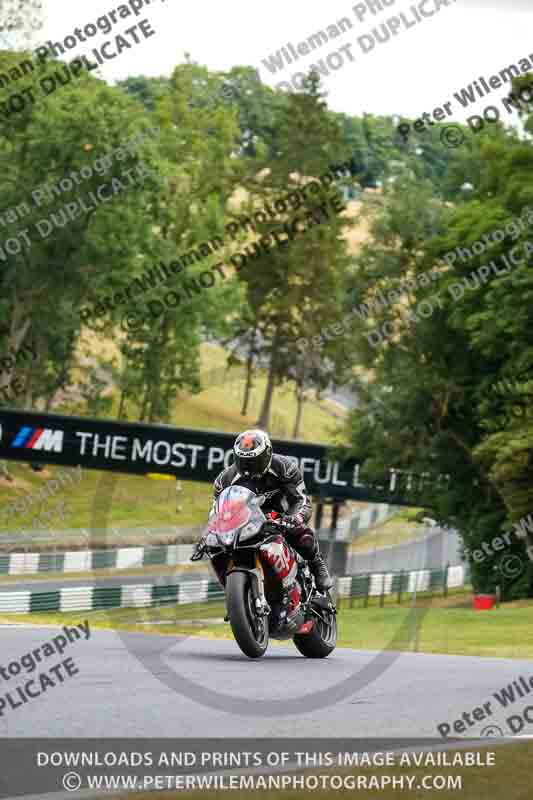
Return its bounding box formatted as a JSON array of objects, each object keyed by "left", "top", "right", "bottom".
[{"left": 1, "top": 0, "right": 532, "bottom": 798}]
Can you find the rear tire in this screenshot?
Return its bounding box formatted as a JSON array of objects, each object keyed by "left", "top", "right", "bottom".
[
  {"left": 226, "top": 571, "right": 269, "bottom": 659},
  {"left": 293, "top": 608, "right": 337, "bottom": 659}
]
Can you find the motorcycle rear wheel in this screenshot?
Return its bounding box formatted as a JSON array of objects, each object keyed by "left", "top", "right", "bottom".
[
  {"left": 226, "top": 571, "right": 269, "bottom": 659},
  {"left": 293, "top": 605, "right": 337, "bottom": 658}
]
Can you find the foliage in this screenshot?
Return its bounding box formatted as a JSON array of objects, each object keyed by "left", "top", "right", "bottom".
[{"left": 343, "top": 115, "right": 533, "bottom": 598}]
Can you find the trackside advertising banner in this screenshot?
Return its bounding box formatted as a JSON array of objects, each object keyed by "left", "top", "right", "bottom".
[{"left": 0, "top": 410, "right": 436, "bottom": 503}]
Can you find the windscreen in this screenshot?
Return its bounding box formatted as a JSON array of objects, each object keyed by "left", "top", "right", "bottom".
[{"left": 208, "top": 485, "right": 255, "bottom": 534}]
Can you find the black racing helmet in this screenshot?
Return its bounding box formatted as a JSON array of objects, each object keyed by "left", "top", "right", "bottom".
[{"left": 233, "top": 429, "right": 273, "bottom": 477}]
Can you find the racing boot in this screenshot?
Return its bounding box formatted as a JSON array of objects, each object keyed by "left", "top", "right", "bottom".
[{"left": 309, "top": 553, "right": 333, "bottom": 592}]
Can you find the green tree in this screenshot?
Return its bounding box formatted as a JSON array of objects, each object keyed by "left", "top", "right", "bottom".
[
  {"left": 343, "top": 132, "right": 533, "bottom": 598},
  {"left": 0, "top": 51, "right": 160, "bottom": 412},
  {"left": 109, "top": 62, "right": 243, "bottom": 423},
  {"left": 118, "top": 75, "right": 170, "bottom": 112},
  {"left": 229, "top": 73, "right": 355, "bottom": 429}
]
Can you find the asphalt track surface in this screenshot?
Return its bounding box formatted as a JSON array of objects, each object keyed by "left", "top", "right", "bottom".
[
  {"left": 348, "top": 528, "right": 462, "bottom": 574},
  {"left": 0, "top": 624, "right": 530, "bottom": 739}
]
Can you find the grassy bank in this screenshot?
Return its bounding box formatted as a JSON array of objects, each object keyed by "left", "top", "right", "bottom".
[
  {"left": 349, "top": 508, "right": 426, "bottom": 553},
  {"left": 173, "top": 343, "right": 343, "bottom": 444},
  {"left": 0, "top": 342, "right": 343, "bottom": 547},
  {"left": 0, "top": 464, "right": 212, "bottom": 545}
]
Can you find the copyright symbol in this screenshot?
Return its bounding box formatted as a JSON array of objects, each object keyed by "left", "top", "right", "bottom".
[
  {"left": 481, "top": 725, "right": 504, "bottom": 737},
  {"left": 63, "top": 772, "right": 82, "bottom": 792},
  {"left": 499, "top": 554, "right": 524, "bottom": 579},
  {"left": 121, "top": 310, "right": 147, "bottom": 333},
  {"left": 440, "top": 125, "right": 465, "bottom": 149}
]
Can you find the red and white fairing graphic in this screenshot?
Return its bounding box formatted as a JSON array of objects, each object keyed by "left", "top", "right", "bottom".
[
  {"left": 259, "top": 535, "right": 295, "bottom": 580},
  {"left": 259, "top": 535, "right": 301, "bottom": 614}
]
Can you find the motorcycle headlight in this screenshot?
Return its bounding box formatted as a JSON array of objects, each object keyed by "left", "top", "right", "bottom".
[
  {"left": 239, "top": 521, "right": 261, "bottom": 541},
  {"left": 217, "top": 531, "right": 235, "bottom": 546}
]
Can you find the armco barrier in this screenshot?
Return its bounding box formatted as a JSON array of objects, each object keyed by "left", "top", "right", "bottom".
[
  {"left": 0, "top": 565, "right": 467, "bottom": 615},
  {"left": 0, "top": 544, "right": 195, "bottom": 576},
  {"left": 0, "top": 578, "right": 225, "bottom": 614}
]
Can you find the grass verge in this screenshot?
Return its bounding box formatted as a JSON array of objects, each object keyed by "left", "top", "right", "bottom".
[{"left": 2, "top": 593, "right": 533, "bottom": 659}]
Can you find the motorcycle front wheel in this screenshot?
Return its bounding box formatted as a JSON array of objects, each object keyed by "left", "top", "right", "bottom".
[{"left": 226, "top": 571, "right": 269, "bottom": 659}]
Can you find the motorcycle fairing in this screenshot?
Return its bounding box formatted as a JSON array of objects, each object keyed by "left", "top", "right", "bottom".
[
  {"left": 207, "top": 485, "right": 266, "bottom": 548},
  {"left": 259, "top": 535, "right": 296, "bottom": 583}
]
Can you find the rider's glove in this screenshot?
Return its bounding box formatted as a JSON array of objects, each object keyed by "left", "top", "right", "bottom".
[
  {"left": 282, "top": 513, "right": 305, "bottom": 529},
  {"left": 190, "top": 537, "right": 207, "bottom": 561}
]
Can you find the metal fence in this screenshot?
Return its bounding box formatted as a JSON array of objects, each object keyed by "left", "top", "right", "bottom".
[{"left": 336, "top": 564, "right": 468, "bottom": 608}]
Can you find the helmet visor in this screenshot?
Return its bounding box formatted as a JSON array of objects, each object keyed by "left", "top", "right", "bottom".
[{"left": 235, "top": 447, "right": 271, "bottom": 477}]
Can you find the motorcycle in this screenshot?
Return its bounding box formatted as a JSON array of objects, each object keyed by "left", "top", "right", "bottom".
[{"left": 191, "top": 485, "right": 337, "bottom": 659}]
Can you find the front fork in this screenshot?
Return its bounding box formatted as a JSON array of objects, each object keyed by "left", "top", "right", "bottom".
[{"left": 226, "top": 556, "right": 270, "bottom": 617}]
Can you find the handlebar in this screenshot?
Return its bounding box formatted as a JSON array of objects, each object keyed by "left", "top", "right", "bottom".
[{"left": 190, "top": 540, "right": 206, "bottom": 561}]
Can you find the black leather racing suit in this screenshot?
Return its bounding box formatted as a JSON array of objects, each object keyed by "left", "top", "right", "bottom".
[{"left": 212, "top": 453, "right": 320, "bottom": 566}]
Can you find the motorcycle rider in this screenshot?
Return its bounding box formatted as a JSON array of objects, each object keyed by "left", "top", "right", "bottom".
[{"left": 192, "top": 429, "right": 333, "bottom": 592}]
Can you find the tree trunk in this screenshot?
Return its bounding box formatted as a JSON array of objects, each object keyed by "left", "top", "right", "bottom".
[
  {"left": 139, "top": 382, "right": 149, "bottom": 422},
  {"left": 117, "top": 389, "right": 126, "bottom": 420},
  {"left": 292, "top": 383, "right": 305, "bottom": 439},
  {"left": 0, "top": 460, "right": 12, "bottom": 482},
  {"left": 257, "top": 332, "right": 280, "bottom": 429},
  {"left": 147, "top": 366, "right": 160, "bottom": 423},
  {"left": 147, "top": 319, "right": 169, "bottom": 422},
  {"left": 241, "top": 330, "right": 257, "bottom": 416},
  {"left": 42, "top": 361, "right": 70, "bottom": 412},
  {"left": 257, "top": 359, "right": 276, "bottom": 429}
]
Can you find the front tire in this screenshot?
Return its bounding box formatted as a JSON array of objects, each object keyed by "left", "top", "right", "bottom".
[
  {"left": 293, "top": 607, "right": 337, "bottom": 658},
  {"left": 226, "top": 571, "right": 269, "bottom": 659}
]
